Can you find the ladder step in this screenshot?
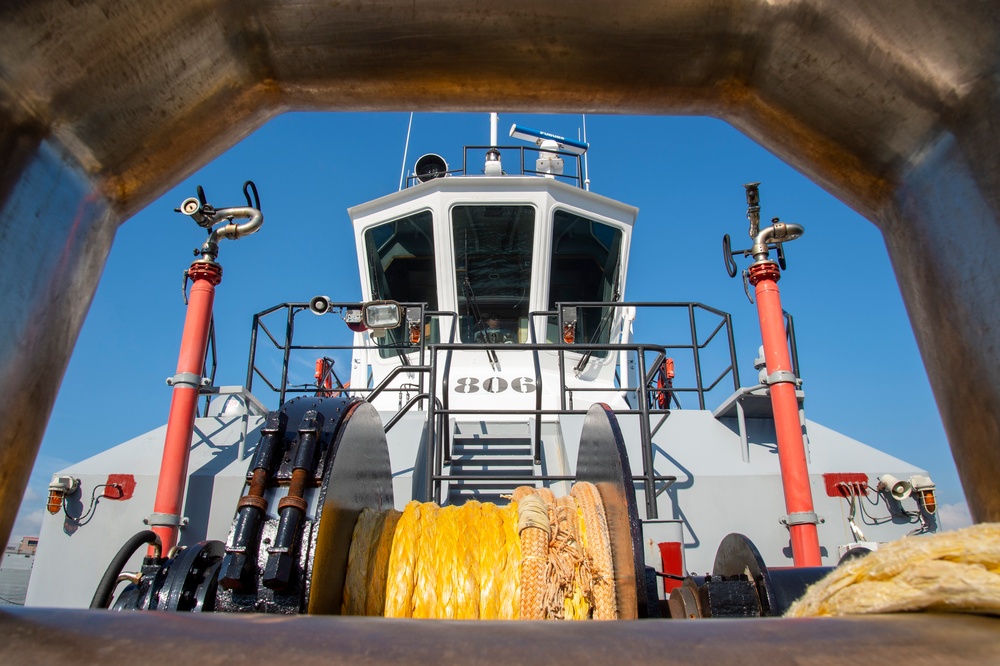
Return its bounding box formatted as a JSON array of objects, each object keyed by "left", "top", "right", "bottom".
[
  {"left": 453, "top": 436, "right": 531, "bottom": 445},
  {"left": 450, "top": 456, "right": 535, "bottom": 466},
  {"left": 447, "top": 482, "right": 536, "bottom": 505},
  {"left": 449, "top": 468, "right": 535, "bottom": 479}
]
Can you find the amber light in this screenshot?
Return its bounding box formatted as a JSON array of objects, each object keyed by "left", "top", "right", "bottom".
[
  {"left": 919, "top": 489, "right": 937, "bottom": 514},
  {"left": 562, "top": 323, "right": 576, "bottom": 344},
  {"left": 46, "top": 489, "right": 64, "bottom": 514},
  {"left": 409, "top": 322, "right": 421, "bottom": 344}
]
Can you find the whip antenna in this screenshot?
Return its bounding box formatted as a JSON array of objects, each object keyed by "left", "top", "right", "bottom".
[{"left": 398, "top": 112, "right": 414, "bottom": 191}]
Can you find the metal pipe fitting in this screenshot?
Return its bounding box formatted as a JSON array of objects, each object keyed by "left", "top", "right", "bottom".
[
  {"left": 212, "top": 206, "right": 265, "bottom": 241},
  {"left": 751, "top": 221, "right": 804, "bottom": 262}
]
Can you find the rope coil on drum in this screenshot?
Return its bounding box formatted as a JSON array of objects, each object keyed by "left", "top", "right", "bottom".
[{"left": 341, "top": 482, "right": 618, "bottom": 620}]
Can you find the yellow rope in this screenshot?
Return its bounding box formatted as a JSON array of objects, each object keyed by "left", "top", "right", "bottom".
[
  {"left": 365, "top": 509, "right": 401, "bottom": 616},
  {"left": 352, "top": 484, "right": 615, "bottom": 620},
  {"left": 498, "top": 501, "right": 522, "bottom": 618},
  {"left": 572, "top": 482, "right": 617, "bottom": 619},
  {"left": 383, "top": 500, "right": 422, "bottom": 617},
  {"left": 517, "top": 491, "right": 550, "bottom": 620},
  {"left": 341, "top": 508, "right": 381, "bottom": 614},
  {"left": 477, "top": 502, "right": 503, "bottom": 618},
  {"left": 787, "top": 523, "right": 1000, "bottom": 617},
  {"left": 412, "top": 501, "right": 440, "bottom": 618}
]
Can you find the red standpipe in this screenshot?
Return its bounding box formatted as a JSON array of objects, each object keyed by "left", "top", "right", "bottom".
[
  {"left": 747, "top": 261, "right": 822, "bottom": 567},
  {"left": 148, "top": 261, "right": 222, "bottom": 556}
]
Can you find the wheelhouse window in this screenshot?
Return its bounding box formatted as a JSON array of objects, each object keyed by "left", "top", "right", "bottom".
[
  {"left": 363, "top": 211, "right": 437, "bottom": 357},
  {"left": 548, "top": 211, "right": 623, "bottom": 351},
  {"left": 452, "top": 205, "right": 535, "bottom": 343}
]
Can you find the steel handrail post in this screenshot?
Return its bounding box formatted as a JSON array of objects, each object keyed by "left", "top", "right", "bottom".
[
  {"left": 687, "top": 303, "right": 705, "bottom": 409},
  {"left": 278, "top": 305, "right": 296, "bottom": 405},
  {"left": 635, "top": 346, "right": 657, "bottom": 518},
  {"left": 426, "top": 346, "right": 438, "bottom": 503},
  {"left": 726, "top": 312, "right": 741, "bottom": 389},
  {"left": 245, "top": 313, "right": 261, "bottom": 392}
]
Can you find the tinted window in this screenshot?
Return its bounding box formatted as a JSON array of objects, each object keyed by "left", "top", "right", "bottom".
[
  {"left": 453, "top": 205, "right": 535, "bottom": 343},
  {"left": 364, "top": 211, "right": 436, "bottom": 357},
  {"left": 548, "top": 211, "right": 623, "bottom": 349}
]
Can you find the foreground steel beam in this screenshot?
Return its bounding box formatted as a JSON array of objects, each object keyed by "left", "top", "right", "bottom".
[
  {"left": 1, "top": 1, "right": 999, "bottom": 554},
  {"left": 2, "top": 608, "right": 999, "bottom": 664}
]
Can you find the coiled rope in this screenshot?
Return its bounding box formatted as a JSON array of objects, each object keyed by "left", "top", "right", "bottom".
[
  {"left": 341, "top": 482, "right": 617, "bottom": 620},
  {"left": 787, "top": 522, "right": 1000, "bottom": 617}
]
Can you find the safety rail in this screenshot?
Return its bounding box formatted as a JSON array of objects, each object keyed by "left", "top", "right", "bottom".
[
  {"left": 784, "top": 310, "right": 801, "bottom": 379},
  {"left": 241, "top": 300, "right": 799, "bottom": 519},
  {"left": 424, "top": 339, "right": 705, "bottom": 520},
  {"left": 405, "top": 144, "right": 586, "bottom": 189},
  {"left": 244, "top": 302, "right": 456, "bottom": 405},
  {"left": 197, "top": 318, "right": 218, "bottom": 417},
  {"left": 525, "top": 301, "right": 743, "bottom": 410},
  {"left": 243, "top": 301, "right": 742, "bottom": 407}
]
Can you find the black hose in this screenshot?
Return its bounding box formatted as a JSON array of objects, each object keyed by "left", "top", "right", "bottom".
[{"left": 89, "top": 530, "right": 161, "bottom": 609}]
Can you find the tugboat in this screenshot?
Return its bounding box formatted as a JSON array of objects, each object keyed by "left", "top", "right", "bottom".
[{"left": 26, "top": 117, "right": 937, "bottom": 619}]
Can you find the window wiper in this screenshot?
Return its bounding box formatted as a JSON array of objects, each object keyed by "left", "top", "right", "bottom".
[
  {"left": 461, "top": 231, "right": 499, "bottom": 370},
  {"left": 463, "top": 275, "right": 499, "bottom": 370}
]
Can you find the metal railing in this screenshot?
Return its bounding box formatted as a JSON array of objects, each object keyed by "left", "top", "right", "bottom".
[
  {"left": 244, "top": 302, "right": 456, "bottom": 405},
  {"left": 240, "top": 300, "right": 795, "bottom": 520},
  {"left": 405, "top": 145, "right": 586, "bottom": 189},
  {"left": 423, "top": 339, "right": 685, "bottom": 518}
]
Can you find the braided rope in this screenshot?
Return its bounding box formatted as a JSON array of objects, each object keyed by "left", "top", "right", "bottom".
[
  {"left": 572, "top": 482, "right": 617, "bottom": 619},
  {"left": 477, "top": 502, "right": 503, "bottom": 618},
  {"left": 498, "top": 502, "right": 522, "bottom": 619},
  {"left": 354, "top": 483, "right": 615, "bottom": 621},
  {"left": 365, "top": 509, "right": 401, "bottom": 616},
  {"left": 543, "top": 495, "right": 585, "bottom": 619},
  {"left": 455, "top": 501, "right": 481, "bottom": 619},
  {"left": 341, "top": 508, "right": 380, "bottom": 614},
  {"left": 788, "top": 523, "right": 1000, "bottom": 617},
  {"left": 517, "top": 490, "right": 550, "bottom": 620},
  {"left": 412, "top": 502, "right": 440, "bottom": 618},
  {"left": 383, "top": 501, "right": 422, "bottom": 617}
]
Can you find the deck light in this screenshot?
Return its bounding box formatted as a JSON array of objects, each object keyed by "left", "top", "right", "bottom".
[
  {"left": 362, "top": 301, "right": 403, "bottom": 329},
  {"left": 47, "top": 474, "right": 79, "bottom": 514},
  {"left": 909, "top": 475, "right": 937, "bottom": 514}
]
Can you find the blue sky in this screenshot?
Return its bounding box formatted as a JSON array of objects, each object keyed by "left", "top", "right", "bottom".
[{"left": 10, "top": 112, "right": 971, "bottom": 543}]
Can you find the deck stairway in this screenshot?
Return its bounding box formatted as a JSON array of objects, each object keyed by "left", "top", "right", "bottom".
[{"left": 445, "top": 420, "right": 538, "bottom": 505}]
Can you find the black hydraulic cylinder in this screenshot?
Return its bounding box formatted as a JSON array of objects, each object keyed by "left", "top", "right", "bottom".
[
  {"left": 250, "top": 411, "right": 288, "bottom": 473},
  {"left": 220, "top": 411, "right": 287, "bottom": 591},
  {"left": 262, "top": 410, "right": 323, "bottom": 591}
]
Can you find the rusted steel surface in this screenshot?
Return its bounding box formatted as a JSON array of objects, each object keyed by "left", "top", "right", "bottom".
[
  {"left": 2, "top": 607, "right": 999, "bottom": 664},
  {"left": 1, "top": 1, "right": 1000, "bottom": 563}
]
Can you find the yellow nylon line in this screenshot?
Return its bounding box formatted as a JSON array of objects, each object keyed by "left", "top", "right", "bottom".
[{"left": 355, "top": 485, "right": 613, "bottom": 620}]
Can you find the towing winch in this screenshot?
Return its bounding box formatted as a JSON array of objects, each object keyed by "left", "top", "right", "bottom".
[{"left": 99, "top": 398, "right": 830, "bottom": 619}]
